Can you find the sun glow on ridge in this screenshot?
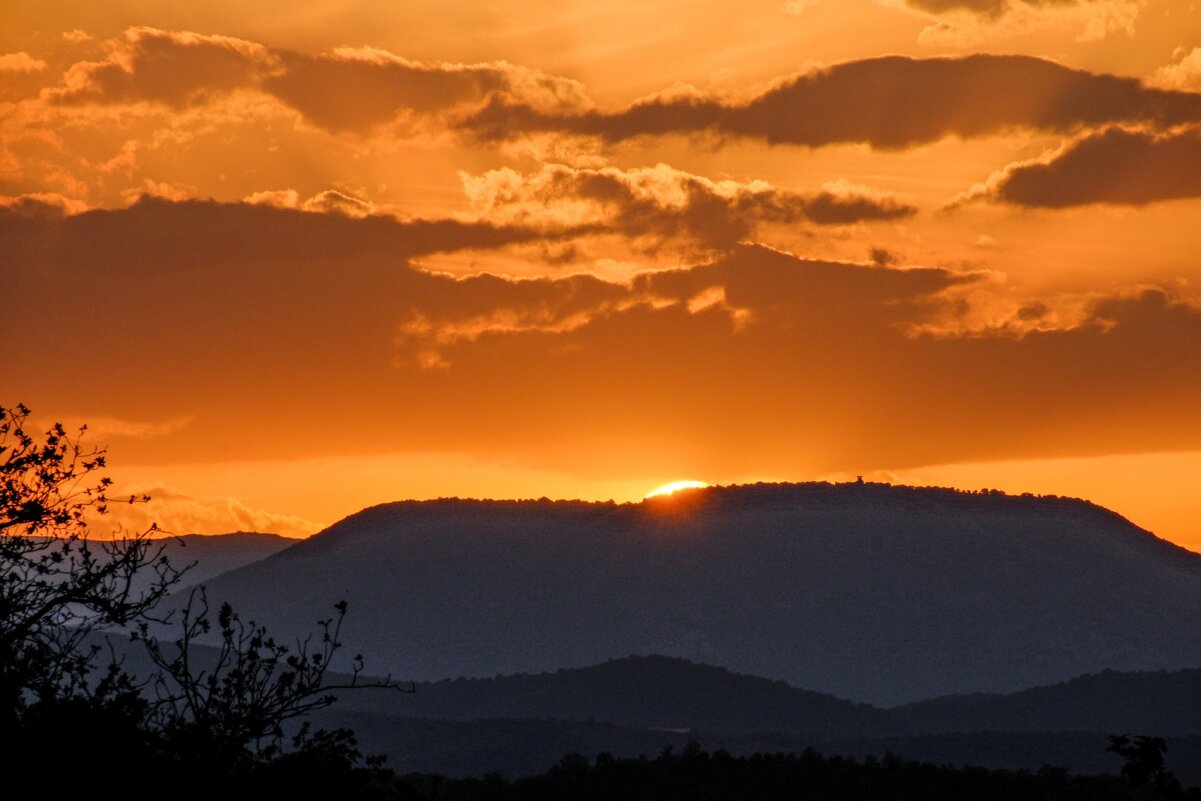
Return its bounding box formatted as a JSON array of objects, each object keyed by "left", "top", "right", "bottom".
[{"left": 644, "top": 480, "right": 709, "bottom": 499}]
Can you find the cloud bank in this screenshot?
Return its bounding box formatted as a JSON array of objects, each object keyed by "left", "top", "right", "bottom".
[{"left": 4, "top": 197, "right": 1199, "bottom": 477}]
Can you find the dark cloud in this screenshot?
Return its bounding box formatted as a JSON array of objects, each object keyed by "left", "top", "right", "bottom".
[
  {"left": 54, "top": 28, "right": 270, "bottom": 108},
  {"left": 903, "top": 0, "right": 1078, "bottom": 15},
  {"left": 260, "top": 49, "right": 582, "bottom": 132},
  {"left": 463, "top": 55, "right": 1201, "bottom": 149},
  {"left": 798, "top": 190, "right": 916, "bottom": 224},
  {"left": 0, "top": 195, "right": 620, "bottom": 431},
  {"left": 630, "top": 244, "right": 975, "bottom": 330},
  {"left": 1, "top": 195, "right": 544, "bottom": 269},
  {"left": 869, "top": 247, "right": 899, "bottom": 266},
  {"left": 906, "top": 0, "right": 1010, "bottom": 13},
  {"left": 981, "top": 126, "right": 1201, "bottom": 207},
  {"left": 51, "top": 27, "right": 587, "bottom": 131}
]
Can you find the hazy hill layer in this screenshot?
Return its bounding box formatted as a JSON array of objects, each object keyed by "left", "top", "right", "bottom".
[
  {"left": 72, "top": 531, "right": 293, "bottom": 595},
  {"left": 158, "top": 532, "right": 295, "bottom": 588},
  {"left": 191, "top": 483, "right": 1201, "bottom": 704}
]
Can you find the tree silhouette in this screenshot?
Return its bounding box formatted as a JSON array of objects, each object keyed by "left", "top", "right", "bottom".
[
  {"left": 0, "top": 403, "right": 183, "bottom": 720},
  {"left": 1, "top": 403, "right": 403, "bottom": 797},
  {"left": 1108, "top": 734, "right": 1183, "bottom": 798},
  {"left": 138, "top": 587, "right": 404, "bottom": 766}
]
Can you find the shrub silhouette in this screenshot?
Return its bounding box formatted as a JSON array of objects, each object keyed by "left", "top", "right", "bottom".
[
  {"left": 137, "top": 587, "right": 398, "bottom": 765},
  {"left": 1108, "top": 734, "right": 1184, "bottom": 798}
]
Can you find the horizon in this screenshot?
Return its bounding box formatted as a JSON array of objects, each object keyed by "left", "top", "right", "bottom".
[
  {"left": 4, "top": 2, "right": 1201, "bottom": 549},
  {"left": 146, "top": 479, "right": 1201, "bottom": 562}
]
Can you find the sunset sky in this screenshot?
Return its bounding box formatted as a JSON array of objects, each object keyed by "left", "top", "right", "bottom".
[{"left": 4, "top": 1, "right": 1201, "bottom": 547}]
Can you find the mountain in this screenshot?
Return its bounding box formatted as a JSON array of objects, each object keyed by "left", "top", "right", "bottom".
[{"left": 187, "top": 482, "right": 1201, "bottom": 704}]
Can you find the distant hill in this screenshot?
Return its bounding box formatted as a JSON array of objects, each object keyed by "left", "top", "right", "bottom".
[
  {"left": 188, "top": 482, "right": 1201, "bottom": 704},
  {"left": 98, "top": 638, "right": 1201, "bottom": 782},
  {"left": 332, "top": 656, "right": 1201, "bottom": 740},
  {"left": 319, "top": 659, "right": 1201, "bottom": 782},
  {"left": 894, "top": 667, "right": 1201, "bottom": 737},
  {"left": 339, "top": 655, "right": 888, "bottom": 739}
]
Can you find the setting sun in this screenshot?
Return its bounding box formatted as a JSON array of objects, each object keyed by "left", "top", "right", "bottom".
[{"left": 644, "top": 480, "right": 709, "bottom": 499}]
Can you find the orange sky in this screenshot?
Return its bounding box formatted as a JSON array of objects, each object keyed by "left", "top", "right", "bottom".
[{"left": 4, "top": 1, "right": 1201, "bottom": 547}]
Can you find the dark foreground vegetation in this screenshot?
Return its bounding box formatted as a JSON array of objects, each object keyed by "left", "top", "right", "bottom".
[
  {"left": 395, "top": 743, "right": 1201, "bottom": 801},
  {"left": 3, "top": 404, "right": 1198, "bottom": 800},
  {"left": 0, "top": 403, "right": 395, "bottom": 799}
]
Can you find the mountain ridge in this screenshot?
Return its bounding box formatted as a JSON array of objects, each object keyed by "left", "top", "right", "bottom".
[{"left": 186, "top": 481, "right": 1201, "bottom": 704}]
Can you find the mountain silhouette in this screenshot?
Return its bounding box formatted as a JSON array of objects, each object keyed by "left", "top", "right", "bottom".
[{"left": 184, "top": 482, "right": 1201, "bottom": 704}]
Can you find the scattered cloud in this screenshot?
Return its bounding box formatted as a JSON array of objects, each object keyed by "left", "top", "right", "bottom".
[
  {"left": 301, "top": 188, "right": 377, "bottom": 217},
  {"left": 243, "top": 188, "right": 302, "bottom": 208},
  {"left": 781, "top": 0, "right": 823, "bottom": 13},
  {"left": 99, "top": 485, "right": 320, "bottom": 538},
  {"left": 0, "top": 52, "right": 47, "bottom": 73},
  {"left": 64, "top": 414, "right": 194, "bottom": 440},
  {"left": 1152, "top": 46, "right": 1201, "bottom": 92}
]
